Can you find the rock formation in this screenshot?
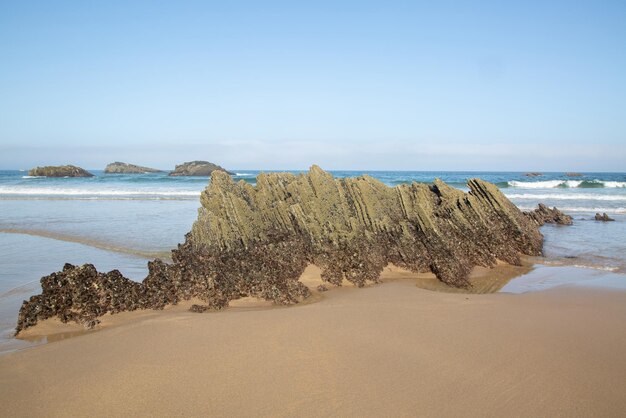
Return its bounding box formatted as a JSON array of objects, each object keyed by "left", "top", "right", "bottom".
[
  {"left": 565, "top": 172, "right": 583, "bottom": 177},
  {"left": 28, "top": 165, "right": 94, "bottom": 177},
  {"left": 525, "top": 203, "right": 573, "bottom": 226},
  {"left": 169, "top": 161, "right": 233, "bottom": 176},
  {"left": 524, "top": 172, "right": 543, "bottom": 177},
  {"left": 104, "top": 162, "right": 163, "bottom": 174},
  {"left": 16, "top": 264, "right": 148, "bottom": 331},
  {"left": 595, "top": 212, "right": 615, "bottom": 222},
  {"left": 16, "top": 167, "right": 559, "bottom": 334}
]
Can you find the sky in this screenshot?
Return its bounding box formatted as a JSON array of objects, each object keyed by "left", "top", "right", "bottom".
[{"left": 1, "top": 1, "right": 625, "bottom": 171}]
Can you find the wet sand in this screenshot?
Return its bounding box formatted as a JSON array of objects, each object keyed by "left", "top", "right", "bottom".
[
  {"left": 1, "top": 268, "right": 626, "bottom": 417},
  {"left": 0, "top": 228, "right": 172, "bottom": 260}
]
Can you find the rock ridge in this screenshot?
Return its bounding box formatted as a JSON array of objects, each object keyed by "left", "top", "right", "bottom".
[{"left": 16, "top": 166, "right": 559, "bottom": 334}]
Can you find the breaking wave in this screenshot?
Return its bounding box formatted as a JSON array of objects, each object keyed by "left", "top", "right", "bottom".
[
  {"left": 515, "top": 205, "right": 626, "bottom": 214},
  {"left": 505, "top": 193, "right": 626, "bottom": 201},
  {"left": 507, "top": 180, "right": 626, "bottom": 189}
]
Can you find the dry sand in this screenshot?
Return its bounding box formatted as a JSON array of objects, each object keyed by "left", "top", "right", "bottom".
[{"left": 1, "top": 266, "right": 626, "bottom": 417}]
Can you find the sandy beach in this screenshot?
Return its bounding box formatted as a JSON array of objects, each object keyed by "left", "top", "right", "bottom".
[
  {"left": 2, "top": 1, "right": 625, "bottom": 416},
  {"left": 2, "top": 267, "right": 625, "bottom": 418}
]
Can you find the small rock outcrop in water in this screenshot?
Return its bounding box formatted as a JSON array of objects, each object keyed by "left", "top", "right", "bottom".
[
  {"left": 566, "top": 172, "right": 583, "bottom": 177},
  {"left": 28, "top": 165, "right": 94, "bottom": 177},
  {"left": 525, "top": 203, "right": 573, "bottom": 226},
  {"left": 16, "top": 167, "right": 553, "bottom": 334},
  {"left": 595, "top": 212, "right": 615, "bottom": 222},
  {"left": 169, "top": 161, "right": 233, "bottom": 176},
  {"left": 524, "top": 172, "right": 543, "bottom": 177},
  {"left": 104, "top": 162, "right": 163, "bottom": 174}
]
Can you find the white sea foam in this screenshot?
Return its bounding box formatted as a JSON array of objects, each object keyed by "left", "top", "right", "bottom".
[
  {"left": 515, "top": 205, "right": 626, "bottom": 214},
  {"left": 602, "top": 181, "right": 626, "bottom": 188},
  {"left": 508, "top": 180, "right": 582, "bottom": 188},
  {"left": 507, "top": 180, "right": 626, "bottom": 188},
  {"left": 572, "top": 264, "right": 620, "bottom": 272},
  {"left": 21, "top": 176, "right": 43, "bottom": 179},
  {"left": 541, "top": 260, "right": 621, "bottom": 272},
  {"left": 506, "top": 193, "right": 626, "bottom": 201},
  {"left": 234, "top": 173, "right": 254, "bottom": 176}
]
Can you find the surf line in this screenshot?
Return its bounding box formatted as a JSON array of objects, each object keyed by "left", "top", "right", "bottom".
[{"left": 0, "top": 228, "right": 172, "bottom": 261}]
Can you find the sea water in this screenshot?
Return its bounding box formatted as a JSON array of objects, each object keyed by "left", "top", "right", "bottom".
[{"left": 1, "top": 169, "right": 625, "bottom": 352}]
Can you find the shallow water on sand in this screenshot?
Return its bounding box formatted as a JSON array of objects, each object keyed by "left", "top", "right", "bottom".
[
  {"left": 0, "top": 169, "right": 624, "bottom": 353},
  {"left": 501, "top": 265, "right": 626, "bottom": 293},
  {"left": 0, "top": 198, "right": 199, "bottom": 255}
]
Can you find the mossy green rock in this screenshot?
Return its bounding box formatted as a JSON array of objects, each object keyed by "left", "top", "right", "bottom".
[{"left": 28, "top": 165, "right": 94, "bottom": 177}]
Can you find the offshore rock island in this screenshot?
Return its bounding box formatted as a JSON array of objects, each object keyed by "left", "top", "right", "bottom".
[
  {"left": 15, "top": 166, "right": 570, "bottom": 333},
  {"left": 168, "top": 160, "right": 234, "bottom": 176},
  {"left": 28, "top": 165, "right": 94, "bottom": 177},
  {"left": 104, "top": 162, "right": 163, "bottom": 173}
]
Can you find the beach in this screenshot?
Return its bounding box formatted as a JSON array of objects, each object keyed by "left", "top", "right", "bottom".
[
  {"left": 2, "top": 276, "right": 626, "bottom": 417},
  {"left": 3, "top": 1, "right": 625, "bottom": 416},
  {"left": 1, "top": 169, "right": 625, "bottom": 417}
]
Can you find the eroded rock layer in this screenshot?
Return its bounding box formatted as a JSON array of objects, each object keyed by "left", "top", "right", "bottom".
[{"left": 16, "top": 167, "right": 550, "bottom": 334}]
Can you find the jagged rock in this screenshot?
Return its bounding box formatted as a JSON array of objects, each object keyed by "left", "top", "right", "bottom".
[
  {"left": 595, "top": 213, "right": 615, "bottom": 222},
  {"left": 189, "top": 167, "right": 544, "bottom": 287},
  {"left": 169, "top": 161, "right": 234, "bottom": 176},
  {"left": 317, "top": 285, "right": 329, "bottom": 292},
  {"left": 524, "top": 203, "right": 573, "bottom": 226},
  {"left": 15, "top": 166, "right": 549, "bottom": 334},
  {"left": 566, "top": 172, "right": 583, "bottom": 177},
  {"left": 104, "top": 162, "right": 163, "bottom": 174},
  {"left": 28, "top": 165, "right": 94, "bottom": 177},
  {"left": 15, "top": 264, "right": 148, "bottom": 332},
  {"left": 524, "top": 172, "right": 543, "bottom": 177}
]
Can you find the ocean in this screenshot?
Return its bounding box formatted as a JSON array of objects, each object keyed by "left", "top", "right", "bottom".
[{"left": 1, "top": 169, "right": 625, "bottom": 352}]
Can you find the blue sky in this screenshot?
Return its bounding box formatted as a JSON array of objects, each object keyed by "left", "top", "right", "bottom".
[{"left": 1, "top": 1, "right": 625, "bottom": 171}]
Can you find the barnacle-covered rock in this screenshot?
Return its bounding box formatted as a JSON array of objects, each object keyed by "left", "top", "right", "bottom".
[
  {"left": 15, "top": 263, "right": 148, "bottom": 332},
  {"left": 16, "top": 166, "right": 551, "bottom": 334}
]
